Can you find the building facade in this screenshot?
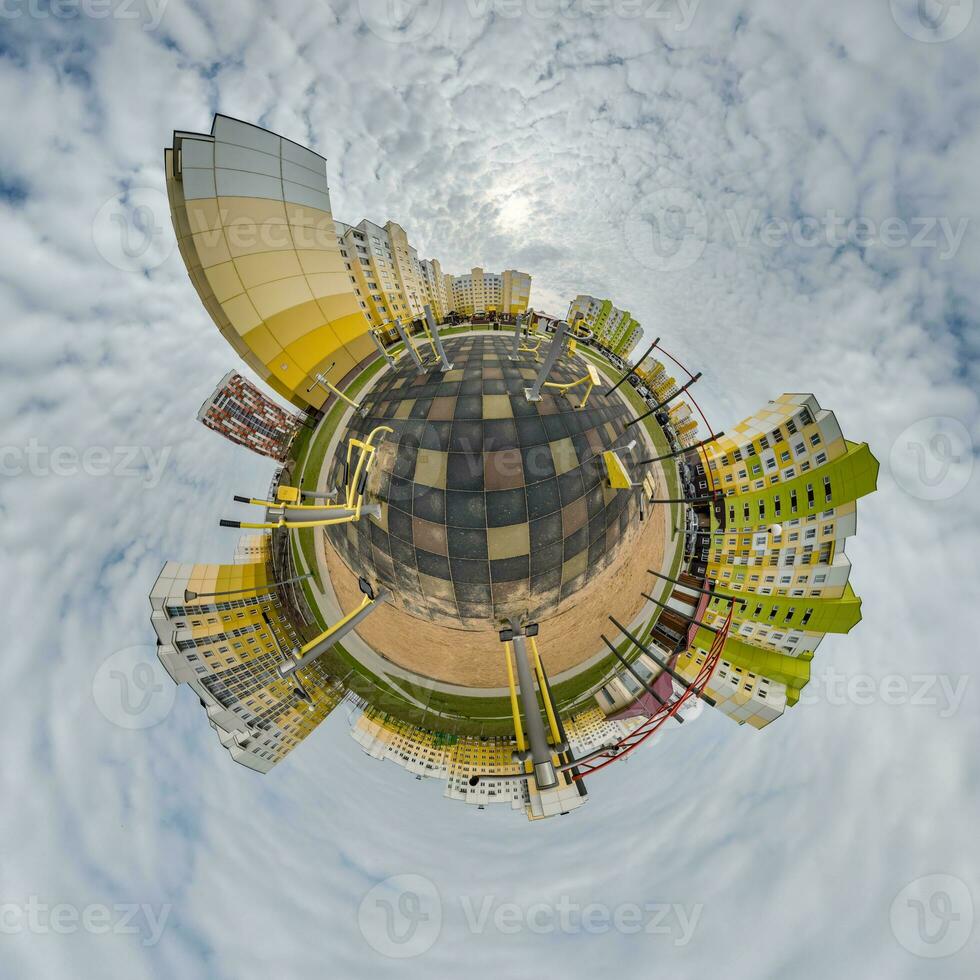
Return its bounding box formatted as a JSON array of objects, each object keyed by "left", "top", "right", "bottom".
[
  {"left": 349, "top": 705, "right": 641, "bottom": 820},
  {"left": 567, "top": 295, "right": 642, "bottom": 357},
  {"left": 335, "top": 218, "right": 415, "bottom": 332},
  {"left": 165, "top": 114, "right": 375, "bottom": 413},
  {"left": 419, "top": 258, "right": 450, "bottom": 320},
  {"left": 149, "top": 552, "right": 343, "bottom": 772},
  {"left": 198, "top": 370, "right": 303, "bottom": 462},
  {"left": 634, "top": 356, "right": 701, "bottom": 448},
  {"left": 668, "top": 394, "right": 879, "bottom": 728},
  {"left": 448, "top": 268, "right": 532, "bottom": 317}
]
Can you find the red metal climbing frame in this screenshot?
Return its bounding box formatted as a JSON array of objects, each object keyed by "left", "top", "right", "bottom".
[{"left": 570, "top": 595, "right": 735, "bottom": 780}]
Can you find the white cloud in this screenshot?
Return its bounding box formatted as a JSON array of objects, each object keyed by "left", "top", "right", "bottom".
[{"left": 0, "top": 1, "right": 977, "bottom": 976}]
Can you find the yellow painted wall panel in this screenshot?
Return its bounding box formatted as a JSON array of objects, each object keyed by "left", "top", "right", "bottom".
[
  {"left": 233, "top": 250, "right": 303, "bottom": 288},
  {"left": 204, "top": 261, "right": 245, "bottom": 304},
  {"left": 344, "top": 333, "right": 375, "bottom": 364},
  {"left": 185, "top": 198, "right": 221, "bottom": 236},
  {"left": 295, "top": 248, "right": 346, "bottom": 276},
  {"left": 265, "top": 353, "right": 307, "bottom": 393},
  {"left": 263, "top": 299, "right": 330, "bottom": 346},
  {"left": 313, "top": 291, "right": 363, "bottom": 323},
  {"left": 222, "top": 292, "right": 264, "bottom": 334},
  {"left": 331, "top": 310, "right": 371, "bottom": 345},
  {"left": 219, "top": 204, "right": 291, "bottom": 257},
  {"left": 247, "top": 277, "right": 315, "bottom": 320},
  {"left": 285, "top": 329, "right": 345, "bottom": 372},
  {"left": 192, "top": 229, "right": 231, "bottom": 268},
  {"left": 241, "top": 325, "right": 282, "bottom": 364},
  {"left": 305, "top": 271, "right": 358, "bottom": 302},
  {"left": 285, "top": 203, "right": 332, "bottom": 230}
]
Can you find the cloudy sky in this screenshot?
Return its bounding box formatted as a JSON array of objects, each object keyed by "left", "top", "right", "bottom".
[{"left": 0, "top": 0, "right": 978, "bottom": 975}]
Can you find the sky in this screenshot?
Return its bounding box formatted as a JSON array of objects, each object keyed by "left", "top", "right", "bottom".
[{"left": 0, "top": 0, "right": 978, "bottom": 976}]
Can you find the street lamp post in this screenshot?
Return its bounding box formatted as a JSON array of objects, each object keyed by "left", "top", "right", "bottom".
[{"left": 184, "top": 571, "right": 313, "bottom": 604}]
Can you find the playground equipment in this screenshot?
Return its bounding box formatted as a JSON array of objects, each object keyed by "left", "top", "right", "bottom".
[
  {"left": 392, "top": 317, "right": 426, "bottom": 373},
  {"left": 267, "top": 577, "right": 388, "bottom": 680},
  {"left": 369, "top": 327, "right": 401, "bottom": 368},
  {"left": 542, "top": 362, "right": 601, "bottom": 409},
  {"left": 386, "top": 307, "right": 453, "bottom": 374},
  {"left": 304, "top": 364, "right": 365, "bottom": 415},
  {"left": 423, "top": 304, "right": 453, "bottom": 372},
  {"left": 522, "top": 312, "right": 596, "bottom": 402},
  {"left": 601, "top": 440, "right": 639, "bottom": 489},
  {"left": 220, "top": 425, "right": 393, "bottom": 530},
  {"left": 509, "top": 309, "right": 543, "bottom": 361}
]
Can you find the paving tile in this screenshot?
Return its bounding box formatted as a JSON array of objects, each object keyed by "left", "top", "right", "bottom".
[
  {"left": 483, "top": 419, "right": 518, "bottom": 453},
  {"left": 526, "top": 478, "right": 561, "bottom": 520},
  {"left": 487, "top": 522, "right": 530, "bottom": 560},
  {"left": 562, "top": 497, "right": 588, "bottom": 536},
  {"left": 562, "top": 550, "right": 589, "bottom": 582},
  {"left": 429, "top": 396, "right": 457, "bottom": 420},
  {"left": 529, "top": 511, "right": 563, "bottom": 549},
  {"left": 521, "top": 444, "right": 556, "bottom": 484},
  {"left": 448, "top": 526, "right": 489, "bottom": 560},
  {"left": 414, "top": 448, "right": 448, "bottom": 489},
  {"left": 446, "top": 490, "right": 486, "bottom": 528},
  {"left": 550, "top": 437, "right": 578, "bottom": 475},
  {"left": 413, "top": 484, "right": 446, "bottom": 523},
  {"left": 484, "top": 448, "right": 524, "bottom": 491},
  {"left": 483, "top": 393, "right": 514, "bottom": 419},
  {"left": 413, "top": 517, "right": 448, "bottom": 556},
  {"left": 491, "top": 555, "right": 530, "bottom": 582},
  {"left": 486, "top": 488, "right": 528, "bottom": 528}
]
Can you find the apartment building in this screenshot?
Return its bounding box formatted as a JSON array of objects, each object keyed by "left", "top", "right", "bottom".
[
  {"left": 666, "top": 394, "right": 879, "bottom": 729},
  {"left": 335, "top": 218, "right": 416, "bottom": 332},
  {"left": 567, "top": 294, "right": 643, "bottom": 357},
  {"left": 149, "top": 555, "right": 343, "bottom": 772},
  {"left": 419, "top": 257, "right": 450, "bottom": 320},
  {"left": 197, "top": 370, "right": 303, "bottom": 462},
  {"left": 448, "top": 268, "right": 532, "bottom": 317},
  {"left": 350, "top": 708, "right": 587, "bottom": 820}
]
